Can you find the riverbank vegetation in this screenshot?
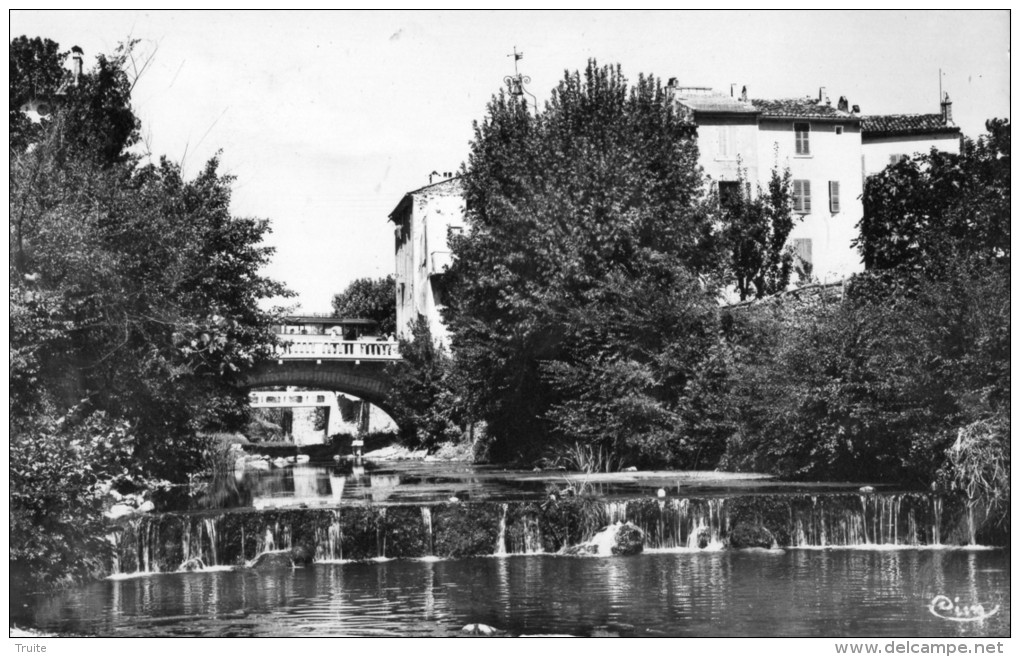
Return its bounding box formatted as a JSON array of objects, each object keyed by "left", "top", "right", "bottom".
[
  {"left": 10, "top": 37, "right": 288, "bottom": 592},
  {"left": 390, "top": 64, "right": 1009, "bottom": 527}
]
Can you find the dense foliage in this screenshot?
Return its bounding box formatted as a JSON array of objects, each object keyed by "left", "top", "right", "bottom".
[
  {"left": 856, "top": 119, "right": 1009, "bottom": 271},
  {"left": 10, "top": 37, "right": 287, "bottom": 590},
  {"left": 724, "top": 120, "right": 1010, "bottom": 518},
  {"left": 331, "top": 275, "right": 396, "bottom": 335},
  {"left": 444, "top": 61, "right": 725, "bottom": 465},
  {"left": 385, "top": 316, "right": 464, "bottom": 449},
  {"left": 719, "top": 166, "right": 798, "bottom": 300}
]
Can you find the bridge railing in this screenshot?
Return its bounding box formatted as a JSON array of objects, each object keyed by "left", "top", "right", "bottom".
[{"left": 273, "top": 335, "right": 400, "bottom": 360}]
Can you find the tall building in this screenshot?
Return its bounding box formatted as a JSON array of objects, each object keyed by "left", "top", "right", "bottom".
[
  {"left": 675, "top": 84, "right": 865, "bottom": 283},
  {"left": 388, "top": 177, "right": 464, "bottom": 341},
  {"left": 389, "top": 85, "right": 963, "bottom": 341}
]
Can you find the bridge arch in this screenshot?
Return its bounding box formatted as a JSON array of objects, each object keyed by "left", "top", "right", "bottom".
[{"left": 240, "top": 359, "right": 399, "bottom": 422}]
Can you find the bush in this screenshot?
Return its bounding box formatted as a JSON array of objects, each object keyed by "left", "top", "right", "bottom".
[{"left": 10, "top": 409, "right": 135, "bottom": 592}]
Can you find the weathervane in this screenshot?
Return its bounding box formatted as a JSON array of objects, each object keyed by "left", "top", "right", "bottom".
[{"left": 504, "top": 46, "right": 537, "bottom": 112}]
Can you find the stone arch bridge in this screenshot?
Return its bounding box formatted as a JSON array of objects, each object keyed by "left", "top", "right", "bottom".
[{"left": 240, "top": 331, "right": 401, "bottom": 420}]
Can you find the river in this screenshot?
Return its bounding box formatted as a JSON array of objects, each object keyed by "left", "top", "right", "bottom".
[{"left": 11, "top": 461, "right": 1010, "bottom": 637}]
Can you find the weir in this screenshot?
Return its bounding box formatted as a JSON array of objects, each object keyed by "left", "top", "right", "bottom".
[{"left": 108, "top": 492, "right": 987, "bottom": 576}]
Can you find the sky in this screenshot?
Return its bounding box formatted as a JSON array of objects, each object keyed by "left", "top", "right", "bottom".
[{"left": 10, "top": 10, "right": 1011, "bottom": 312}]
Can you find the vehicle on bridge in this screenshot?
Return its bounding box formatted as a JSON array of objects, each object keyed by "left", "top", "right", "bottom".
[{"left": 273, "top": 315, "right": 399, "bottom": 361}]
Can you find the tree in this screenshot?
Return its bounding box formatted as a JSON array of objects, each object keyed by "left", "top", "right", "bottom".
[
  {"left": 720, "top": 165, "right": 797, "bottom": 300},
  {"left": 10, "top": 37, "right": 288, "bottom": 590},
  {"left": 331, "top": 275, "right": 396, "bottom": 335},
  {"left": 857, "top": 119, "right": 1009, "bottom": 272},
  {"left": 444, "top": 61, "right": 724, "bottom": 464},
  {"left": 385, "top": 316, "right": 463, "bottom": 449}
]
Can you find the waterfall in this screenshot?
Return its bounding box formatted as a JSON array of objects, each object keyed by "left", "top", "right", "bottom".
[
  {"left": 107, "top": 492, "right": 987, "bottom": 576},
  {"left": 204, "top": 518, "right": 219, "bottom": 566},
  {"left": 314, "top": 510, "right": 344, "bottom": 561},
  {"left": 493, "top": 504, "right": 507, "bottom": 557},
  {"left": 422, "top": 507, "right": 435, "bottom": 557},
  {"left": 526, "top": 516, "right": 543, "bottom": 554},
  {"left": 932, "top": 497, "right": 943, "bottom": 545},
  {"left": 376, "top": 508, "right": 387, "bottom": 558}
]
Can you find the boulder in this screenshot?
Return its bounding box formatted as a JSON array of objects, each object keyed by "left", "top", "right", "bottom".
[
  {"left": 106, "top": 503, "right": 136, "bottom": 519},
  {"left": 696, "top": 527, "right": 711, "bottom": 549},
  {"left": 248, "top": 550, "right": 295, "bottom": 570},
  {"left": 290, "top": 545, "right": 314, "bottom": 567},
  {"left": 727, "top": 523, "right": 775, "bottom": 549},
  {"left": 180, "top": 558, "right": 206, "bottom": 572},
  {"left": 563, "top": 522, "right": 645, "bottom": 556},
  {"left": 611, "top": 522, "right": 645, "bottom": 555},
  {"left": 461, "top": 623, "right": 499, "bottom": 636}
]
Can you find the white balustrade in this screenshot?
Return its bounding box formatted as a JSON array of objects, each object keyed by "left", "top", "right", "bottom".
[{"left": 272, "top": 335, "right": 400, "bottom": 360}]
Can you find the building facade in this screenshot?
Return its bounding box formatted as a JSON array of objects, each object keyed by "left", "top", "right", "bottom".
[
  {"left": 676, "top": 85, "right": 865, "bottom": 284},
  {"left": 860, "top": 94, "right": 961, "bottom": 176},
  {"left": 388, "top": 177, "right": 465, "bottom": 342},
  {"left": 390, "top": 86, "right": 963, "bottom": 340}
]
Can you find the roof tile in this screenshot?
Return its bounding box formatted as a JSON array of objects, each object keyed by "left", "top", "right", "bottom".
[
  {"left": 861, "top": 113, "right": 960, "bottom": 137},
  {"left": 752, "top": 98, "right": 857, "bottom": 121}
]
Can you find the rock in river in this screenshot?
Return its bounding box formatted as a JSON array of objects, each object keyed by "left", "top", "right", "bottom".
[{"left": 563, "top": 522, "right": 644, "bottom": 556}]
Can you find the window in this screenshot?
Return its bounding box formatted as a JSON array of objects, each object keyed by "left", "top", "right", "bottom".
[
  {"left": 889, "top": 153, "right": 907, "bottom": 165},
  {"left": 794, "top": 122, "right": 811, "bottom": 155},
  {"left": 717, "top": 125, "right": 734, "bottom": 159},
  {"left": 792, "top": 179, "right": 812, "bottom": 213},
  {"left": 718, "top": 181, "right": 742, "bottom": 209},
  {"left": 834, "top": 125, "right": 844, "bottom": 135},
  {"left": 793, "top": 238, "right": 813, "bottom": 266},
  {"left": 828, "top": 181, "right": 841, "bottom": 213}
]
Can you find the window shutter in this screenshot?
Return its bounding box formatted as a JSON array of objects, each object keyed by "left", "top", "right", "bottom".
[
  {"left": 829, "top": 181, "right": 840, "bottom": 213},
  {"left": 794, "top": 180, "right": 809, "bottom": 212},
  {"left": 793, "top": 238, "right": 813, "bottom": 265}
]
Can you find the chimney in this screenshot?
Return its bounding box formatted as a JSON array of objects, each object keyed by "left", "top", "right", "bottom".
[
  {"left": 940, "top": 92, "right": 954, "bottom": 125},
  {"left": 730, "top": 83, "right": 736, "bottom": 98},
  {"left": 851, "top": 104, "right": 861, "bottom": 116},
  {"left": 837, "top": 96, "right": 849, "bottom": 112},
  {"left": 71, "top": 46, "right": 83, "bottom": 86},
  {"left": 818, "top": 87, "right": 829, "bottom": 105},
  {"left": 740, "top": 85, "right": 748, "bottom": 102}
]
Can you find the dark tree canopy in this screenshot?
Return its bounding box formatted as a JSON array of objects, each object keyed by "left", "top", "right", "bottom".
[
  {"left": 331, "top": 275, "right": 396, "bottom": 335},
  {"left": 444, "top": 61, "right": 725, "bottom": 464},
  {"left": 10, "top": 36, "right": 288, "bottom": 590},
  {"left": 857, "top": 119, "right": 1009, "bottom": 272}
]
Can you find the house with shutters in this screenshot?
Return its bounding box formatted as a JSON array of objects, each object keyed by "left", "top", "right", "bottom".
[
  {"left": 389, "top": 85, "right": 963, "bottom": 339},
  {"left": 675, "top": 84, "right": 865, "bottom": 284}
]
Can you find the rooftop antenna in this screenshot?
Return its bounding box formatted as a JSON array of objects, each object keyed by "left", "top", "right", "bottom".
[{"left": 504, "top": 46, "right": 537, "bottom": 113}]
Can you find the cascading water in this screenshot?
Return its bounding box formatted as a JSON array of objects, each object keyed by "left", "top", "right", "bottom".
[
  {"left": 108, "top": 492, "right": 984, "bottom": 577},
  {"left": 314, "top": 510, "right": 344, "bottom": 562},
  {"left": 421, "top": 507, "right": 435, "bottom": 557},
  {"left": 494, "top": 504, "right": 508, "bottom": 556}
]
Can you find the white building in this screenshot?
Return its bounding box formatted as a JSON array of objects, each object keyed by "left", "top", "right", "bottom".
[
  {"left": 860, "top": 94, "right": 961, "bottom": 175},
  {"left": 390, "top": 86, "right": 963, "bottom": 340},
  {"left": 388, "top": 177, "right": 465, "bottom": 342},
  {"left": 676, "top": 85, "right": 865, "bottom": 283}
]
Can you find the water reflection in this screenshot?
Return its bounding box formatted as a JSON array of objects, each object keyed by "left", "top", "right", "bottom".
[
  {"left": 19, "top": 549, "right": 1009, "bottom": 637},
  {"left": 211, "top": 461, "right": 890, "bottom": 510}
]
